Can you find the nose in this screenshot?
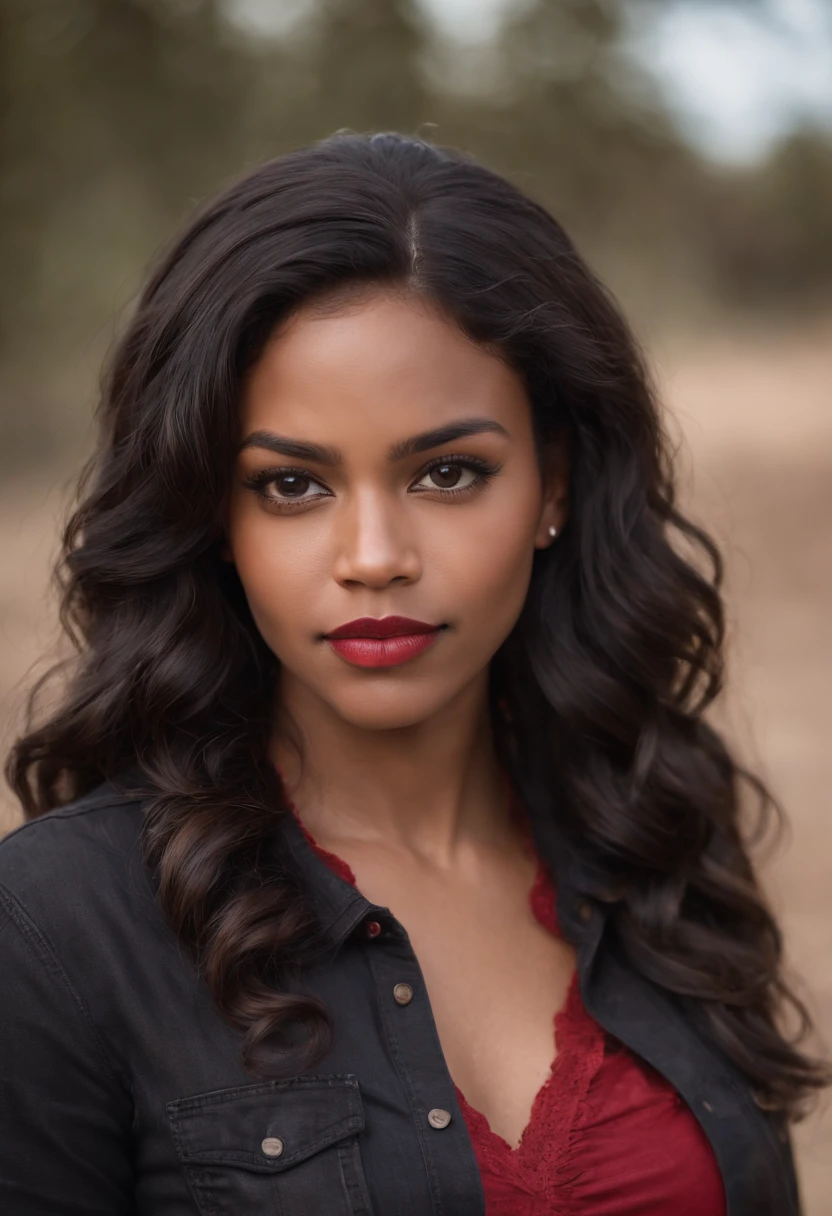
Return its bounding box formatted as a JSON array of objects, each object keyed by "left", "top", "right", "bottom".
[{"left": 331, "top": 487, "right": 421, "bottom": 589}]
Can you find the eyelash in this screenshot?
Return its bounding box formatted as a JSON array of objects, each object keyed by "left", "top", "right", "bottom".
[{"left": 242, "top": 454, "right": 502, "bottom": 511}]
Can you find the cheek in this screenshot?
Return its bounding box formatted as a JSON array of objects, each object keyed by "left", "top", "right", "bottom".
[
  {"left": 226, "top": 505, "right": 325, "bottom": 648},
  {"left": 449, "top": 511, "right": 536, "bottom": 627},
  {"left": 434, "top": 481, "right": 540, "bottom": 647}
]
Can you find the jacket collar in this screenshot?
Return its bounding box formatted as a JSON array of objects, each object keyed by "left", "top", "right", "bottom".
[
  {"left": 275, "top": 808, "right": 384, "bottom": 947},
  {"left": 114, "top": 766, "right": 611, "bottom": 960},
  {"left": 274, "top": 794, "right": 610, "bottom": 965}
]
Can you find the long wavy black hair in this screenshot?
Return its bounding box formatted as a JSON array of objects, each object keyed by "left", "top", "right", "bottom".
[{"left": 7, "top": 131, "right": 828, "bottom": 1116}]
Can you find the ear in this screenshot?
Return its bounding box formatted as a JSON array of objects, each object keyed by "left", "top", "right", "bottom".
[{"left": 533, "top": 436, "right": 569, "bottom": 549}]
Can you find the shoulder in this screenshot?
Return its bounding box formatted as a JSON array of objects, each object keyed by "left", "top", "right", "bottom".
[{"left": 0, "top": 778, "right": 151, "bottom": 938}]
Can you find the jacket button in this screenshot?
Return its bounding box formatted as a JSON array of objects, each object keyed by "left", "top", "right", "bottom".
[
  {"left": 364, "top": 919, "right": 382, "bottom": 938},
  {"left": 577, "top": 899, "right": 593, "bottom": 922},
  {"left": 428, "top": 1108, "right": 451, "bottom": 1129},
  {"left": 261, "top": 1136, "right": 284, "bottom": 1157},
  {"left": 393, "top": 983, "right": 414, "bottom": 1005}
]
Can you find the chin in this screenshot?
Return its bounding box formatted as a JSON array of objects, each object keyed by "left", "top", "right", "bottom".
[{"left": 326, "top": 682, "right": 455, "bottom": 732}]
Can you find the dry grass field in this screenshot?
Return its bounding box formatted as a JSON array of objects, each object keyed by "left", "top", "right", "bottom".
[{"left": 1, "top": 320, "right": 830, "bottom": 1210}]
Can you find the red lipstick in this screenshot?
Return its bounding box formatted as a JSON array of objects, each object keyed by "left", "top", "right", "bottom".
[{"left": 323, "top": 616, "right": 445, "bottom": 669}]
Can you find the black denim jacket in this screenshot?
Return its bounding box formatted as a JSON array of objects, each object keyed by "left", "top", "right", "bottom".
[{"left": 0, "top": 780, "right": 800, "bottom": 1215}]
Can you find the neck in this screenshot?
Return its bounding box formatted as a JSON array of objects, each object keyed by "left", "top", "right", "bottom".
[{"left": 271, "top": 669, "right": 512, "bottom": 867}]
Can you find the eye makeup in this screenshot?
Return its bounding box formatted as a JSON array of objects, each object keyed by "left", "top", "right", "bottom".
[{"left": 241, "top": 453, "right": 503, "bottom": 512}]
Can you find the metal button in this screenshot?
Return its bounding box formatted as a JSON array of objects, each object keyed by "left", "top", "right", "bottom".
[
  {"left": 428, "top": 1108, "right": 451, "bottom": 1129},
  {"left": 393, "top": 983, "right": 413, "bottom": 1005},
  {"left": 364, "top": 919, "right": 382, "bottom": 938},
  {"left": 577, "top": 899, "right": 593, "bottom": 922},
  {"left": 702, "top": 1101, "right": 714, "bottom": 1113},
  {"left": 261, "top": 1136, "right": 284, "bottom": 1157}
]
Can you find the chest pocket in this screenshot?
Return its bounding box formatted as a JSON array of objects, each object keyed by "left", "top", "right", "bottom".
[{"left": 167, "top": 1074, "right": 373, "bottom": 1215}]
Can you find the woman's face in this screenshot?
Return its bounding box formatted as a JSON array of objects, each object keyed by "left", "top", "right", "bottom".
[{"left": 226, "top": 289, "right": 566, "bottom": 731}]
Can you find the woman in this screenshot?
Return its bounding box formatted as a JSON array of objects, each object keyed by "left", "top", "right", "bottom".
[{"left": 1, "top": 132, "right": 826, "bottom": 1215}]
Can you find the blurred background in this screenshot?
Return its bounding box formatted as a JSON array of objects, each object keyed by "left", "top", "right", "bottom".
[{"left": 0, "top": 0, "right": 830, "bottom": 1206}]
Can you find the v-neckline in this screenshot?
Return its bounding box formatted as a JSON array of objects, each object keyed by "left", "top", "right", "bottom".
[
  {"left": 285, "top": 788, "right": 596, "bottom": 1162},
  {"left": 451, "top": 965, "right": 583, "bottom": 1153},
  {"left": 447, "top": 847, "right": 590, "bottom": 1158}
]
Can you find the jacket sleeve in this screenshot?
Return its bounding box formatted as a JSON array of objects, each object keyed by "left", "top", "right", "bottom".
[{"left": 0, "top": 887, "right": 135, "bottom": 1213}]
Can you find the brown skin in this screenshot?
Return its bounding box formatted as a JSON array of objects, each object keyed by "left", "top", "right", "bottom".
[{"left": 226, "top": 288, "right": 574, "bottom": 1148}]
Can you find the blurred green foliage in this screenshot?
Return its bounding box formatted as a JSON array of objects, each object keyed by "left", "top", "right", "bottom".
[{"left": 0, "top": 0, "right": 830, "bottom": 469}]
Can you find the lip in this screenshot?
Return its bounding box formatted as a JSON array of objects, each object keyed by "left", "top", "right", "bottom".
[
  {"left": 324, "top": 616, "right": 442, "bottom": 640},
  {"left": 323, "top": 616, "right": 446, "bottom": 669}
]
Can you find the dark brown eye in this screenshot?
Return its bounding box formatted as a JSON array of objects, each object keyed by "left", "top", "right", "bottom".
[
  {"left": 275, "top": 473, "right": 311, "bottom": 497},
  {"left": 429, "top": 464, "right": 464, "bottom": 489},
  {"left": 244, "top": 465, "right": 332, "bottom": 508},
  {"left": 412, "top": 459, "right": 489, "bottom": 496}
]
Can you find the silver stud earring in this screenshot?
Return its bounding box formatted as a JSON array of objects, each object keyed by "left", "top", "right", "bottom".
[{"left": 548, "top": 525, "right": 557, "bottom": 539}]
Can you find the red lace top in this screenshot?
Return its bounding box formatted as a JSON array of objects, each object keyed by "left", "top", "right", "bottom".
[{"left": 291, "top": 807, "right": 727, "bottom": 1215}]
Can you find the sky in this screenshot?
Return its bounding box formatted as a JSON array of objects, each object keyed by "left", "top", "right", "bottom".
[
  {"left": 230, "top": 0, "right": 832, "bottom": 164},
  {"left": 421, "top": 0, "right": 832, "bottom": 163},
  {"left": 630, "top": 0, "right": 832, "bottom": 162}
]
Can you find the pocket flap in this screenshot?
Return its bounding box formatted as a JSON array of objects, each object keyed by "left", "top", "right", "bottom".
[{"left": 168, "top": 1074, "right": 364, "bottom": 1173}]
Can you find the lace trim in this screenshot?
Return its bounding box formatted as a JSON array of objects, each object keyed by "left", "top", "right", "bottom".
[
  {"left": 291, "top": 808, "right": 358, "bottom": 885},
  {"left": 290, "top": 792, "right": 607, "bottom": 1201},
  {"left": 452, "top": 864, "right": 606, "bottom": 1200},
  {"left": 285, "top": 781, "right": 726, "bottom": 1215}
]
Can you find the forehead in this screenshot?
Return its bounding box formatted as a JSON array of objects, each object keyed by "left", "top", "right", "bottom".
[{"left": 238, "top": 291, "right": 531, "bottom": 444}]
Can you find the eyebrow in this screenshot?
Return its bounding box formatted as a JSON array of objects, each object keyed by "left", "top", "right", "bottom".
[{"left": 238, "top": 417, "right": 510, "bottom": 465}]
